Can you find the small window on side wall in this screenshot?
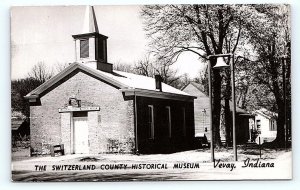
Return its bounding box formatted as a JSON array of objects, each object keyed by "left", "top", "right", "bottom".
[
  {"left": 270, "top": 120, "right": 276, "bottom": 131},
  {"left": 256, "top": 120, "right": 261, "bottom": 134},
  {"left": 148, "top": 105, "right": 154, "bottom": 139},
  {"left": 182, "top": 107, "right": 186, "bottom": 137},
  {"left": 166, "top": 106, "right": 171, "bottom": 138}
]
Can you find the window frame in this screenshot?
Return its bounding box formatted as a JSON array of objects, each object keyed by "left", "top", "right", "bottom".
[
  {"left": 182, "top": 107, "right": 186, "bottom": 137},
  {"left": 256, "top": 119, "right": 261, "bottom": 133},
  {"left": 270, "top": 120, "right": 276, "bottom": 131},
  {"left": 148, "top": 105, "right": 154, "bottom": 139},
  {"left": 166, "top": 106, "right": 172, "bottom": 138},
  {"left": 80, "top": 39, "right": 89, "bottom": 58}
]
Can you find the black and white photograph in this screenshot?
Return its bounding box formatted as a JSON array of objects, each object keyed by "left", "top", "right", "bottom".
[{"left": 10, "top": 4, "right": 292, "bottom": 181}]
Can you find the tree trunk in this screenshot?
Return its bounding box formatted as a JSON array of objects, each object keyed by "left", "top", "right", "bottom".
[
  {"left": 224, "top": 98, "right": 232, "bottom": 147},
  {"left": 270, "top": 58, "right": 286, "bottom": 148},
  {"left": 268, "top": 73, "right": 286, "bottom": 148},
  {"left": 272, "top": 103, "right": 286, "bottom": 147},
  {"left": 224, "top": 70, "right": 232, "bottom": 147}
]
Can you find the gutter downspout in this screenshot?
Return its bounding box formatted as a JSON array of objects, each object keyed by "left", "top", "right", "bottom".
[{"left": 134, "top": 90, "right": 139, "bottom": 154}]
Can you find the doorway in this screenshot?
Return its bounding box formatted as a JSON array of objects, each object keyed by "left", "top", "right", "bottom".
[{"left": 73, "top": 112, "right": 89, "bottom": 154}]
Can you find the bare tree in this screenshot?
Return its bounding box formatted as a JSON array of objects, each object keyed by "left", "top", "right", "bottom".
[
  {"left": 55, "top": 62, "right": 70, "bottom": 74},
  {"left": 133, "top": 54, "right": 181, "bottom": 87},
  {"left": 141, "top": 5, "right": 249, "bottom": 146},
  {"left": 194, "top": 68, "right": 209, "bottom": 96},
  {"left": 28, "top": 62, "right": 54, "bottom": 83},
  {"left": 113, "top": 62, "right": 136, "bottom": 73},
  {"left": 133, "top": 54, "right": 153, "bottom": 77},
  {"left": 175, "top": 73, "right": 191, "bottom": 90}
]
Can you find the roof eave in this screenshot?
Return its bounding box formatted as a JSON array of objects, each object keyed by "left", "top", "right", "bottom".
[
  {"left": 121, "top": 88, "right": 196, "bottom": 102},
  {"left": 25, "top": 62, "right": 128, "bottom": 99},
  {"left": 238, "top": 113, "right": 255, "bottom": 117},
  {"left": 255, "top": 111, "right": 276, "bottom": 120},
  {"left": 24, "top": 94, "right": 39, "bottom": 99},
  {"left": 72, "top": 32, "right": 108, "bottom": 39}
]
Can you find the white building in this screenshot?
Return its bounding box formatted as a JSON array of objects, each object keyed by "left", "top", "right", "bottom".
[{"left": 254, "top": 108, "right": 277, "bottom": 144}]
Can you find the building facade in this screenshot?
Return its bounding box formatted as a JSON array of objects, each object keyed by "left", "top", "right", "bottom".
[
  {"left": 25, "top": 6, "right": 195, "bottom": 155},
  {"left": 182, "top": 82, "right": 253, "bottom": 144},
  {"left": 181, "top": 82, "right": 211, "bottom": 140},
  {"left": 253, "top": 108, "right": 277, "bottom": 143}
]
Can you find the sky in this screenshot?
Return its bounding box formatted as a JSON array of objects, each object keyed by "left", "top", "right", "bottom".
[{"left": 11, "top": 5, "right": 205, "bottom": 80}]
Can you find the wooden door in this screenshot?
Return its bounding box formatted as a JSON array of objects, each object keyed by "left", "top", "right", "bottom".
[{"left": 73, "top": 117, "right": 89, "bottom": 154}]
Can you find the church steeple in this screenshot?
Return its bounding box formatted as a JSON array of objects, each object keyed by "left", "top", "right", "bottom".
[
  {"left": 72, "top": 6, "right": 112, "bottom": 73},
  {"left": 82, "top": 6, "right": 99, "bottom": 33}
]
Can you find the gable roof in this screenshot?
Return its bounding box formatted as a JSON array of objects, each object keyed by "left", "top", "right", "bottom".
[
  {"left": 255, "top": 108, "right": 278, "bottom": 120},
  {"left": 25, "top": 62, "right": 194, "bottom": 101},
  {"left": 182, "top": 82, "right": 251, "bottom": 114},
  {"left": 184, "top": 81, "right": 207, "bottom": 94},
  {"left": 182, "top": 82, "right": 209, "bottom": 98},
  {"left": 112, "top": 70, "right": 188, "bottom": 95}
]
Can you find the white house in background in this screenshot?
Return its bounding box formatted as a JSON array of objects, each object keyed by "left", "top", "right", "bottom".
[{"left": 254, "top": 108, "right": 277, "bottom": 144}]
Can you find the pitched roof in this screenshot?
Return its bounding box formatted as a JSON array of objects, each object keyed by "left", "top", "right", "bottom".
[
  {"left": 189, "top": 81, "right": 207, "bottom": 93},
  {"left": 255, "top": 108, "right": 278, "bottom": 119},
  {"left": 111, "top": 70, "right": 189, "bottom": 95},
  {"left": 182, "top": 82, "right": 250, "bottom": 114},
  {"left": 181, "top": 81, "right": 208, "bottom": 96},
  {"left": 25, "top": 62, "right": 193, "bottom": 100}
]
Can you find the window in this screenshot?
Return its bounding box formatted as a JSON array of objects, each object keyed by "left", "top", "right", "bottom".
[
  {"left": 166, "top": 106, "right": 172, "bottom": 138},
  {"left": 182, "top": 107, "right": 186, "bottom": 137},
  {"left": 270, "top": 120, "right": 276, "bottom": 131},
  {"left": 148, "top": 105, "right": 154, "bottom": 139},
  {"left": 256, "top": 120, "right": 261, "bottom": 134},
  {"left": 80, "top": 39, "right": 89, "bottom": 58}
]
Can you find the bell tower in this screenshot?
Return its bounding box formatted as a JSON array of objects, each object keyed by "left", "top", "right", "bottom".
[{"left": 72, "top": 6, "right": 112, "bottom": 72}]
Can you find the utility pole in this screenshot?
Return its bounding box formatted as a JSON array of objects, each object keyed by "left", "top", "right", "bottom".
[
  {"left": 208, "top": 58, "right": 214, "bottom": 162},
  {"left": 231, "top": 54, "right": 237, "bottom": 161}
]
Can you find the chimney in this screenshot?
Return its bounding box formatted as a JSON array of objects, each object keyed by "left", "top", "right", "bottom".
[{"left": 155, "top": 75, "right": 162, "bottom": 92}]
